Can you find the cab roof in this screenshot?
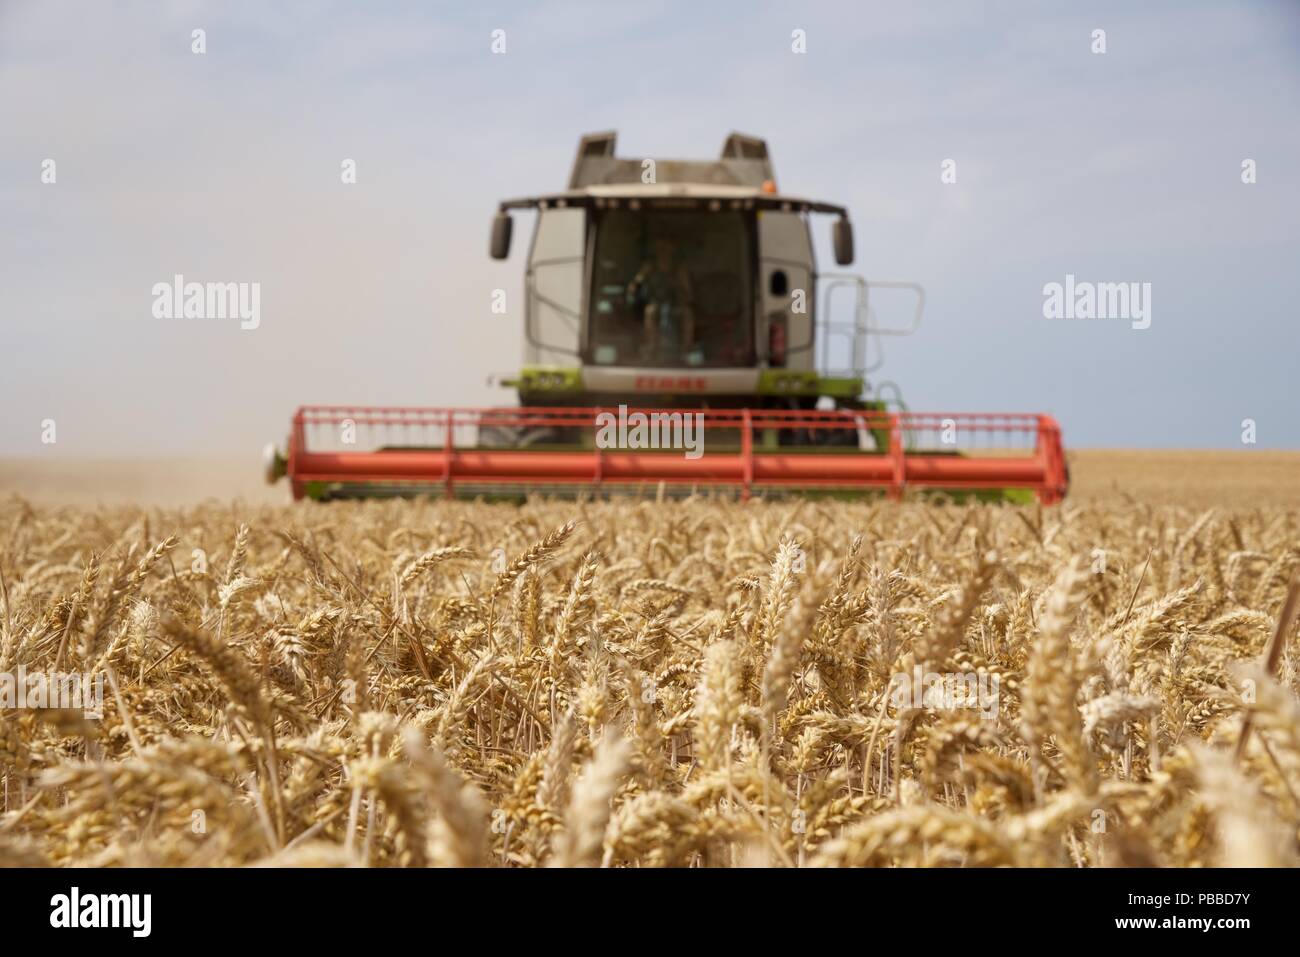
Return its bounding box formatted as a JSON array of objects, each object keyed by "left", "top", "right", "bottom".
[{"left": 498, "top": 131, "right": 849, "bottom": 218}]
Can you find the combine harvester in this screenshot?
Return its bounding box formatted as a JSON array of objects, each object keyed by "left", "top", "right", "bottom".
[{"left": 264, "top": 132, "right": 1067, "bottom": 504}]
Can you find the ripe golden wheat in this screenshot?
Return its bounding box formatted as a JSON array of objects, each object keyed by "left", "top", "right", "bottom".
[{"left": 0, "top": 494, "right": 1296, "bottom": 867}]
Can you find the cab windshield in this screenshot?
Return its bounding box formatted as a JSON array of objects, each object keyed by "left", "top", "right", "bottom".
[{"left": 587, "top": 208, "right": 754, "bottom": 368}]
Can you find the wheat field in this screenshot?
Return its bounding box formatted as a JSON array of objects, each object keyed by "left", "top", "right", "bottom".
[{"left": 0, "top": 490, "right": 1297, "bottom": 867}]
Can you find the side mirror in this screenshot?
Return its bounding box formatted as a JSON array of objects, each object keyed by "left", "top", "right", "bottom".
[
  {"left": 832, "top": 217, "right": 854, "bottom": 266},
  {"left": 490, "top": 212, "right": 513, "bottom": 260},
  {"left": 769, "top": 269, "right": 789, "bottom": 297}
]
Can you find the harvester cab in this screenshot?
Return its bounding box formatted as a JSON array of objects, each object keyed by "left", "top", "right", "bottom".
[
  {"left": 264, "top": 132, "right": 1068, "bottom": 503},
  {"left": 489, "top": 131, "right": 917, "bottom": 419}
]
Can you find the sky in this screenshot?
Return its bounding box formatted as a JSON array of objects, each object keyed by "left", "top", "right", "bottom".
[{"left": 1, "top": 0, "right": 1298, "bottom": 457}]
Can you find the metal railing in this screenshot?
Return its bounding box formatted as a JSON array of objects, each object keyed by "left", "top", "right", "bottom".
[{"left": 816, "top": 275, "right": 925, "bottom": 378}]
